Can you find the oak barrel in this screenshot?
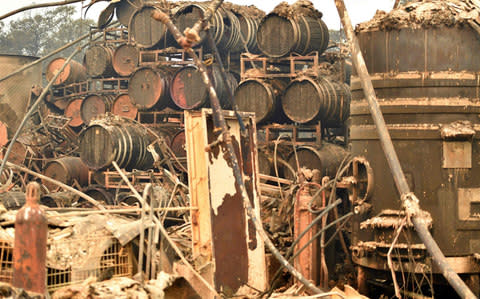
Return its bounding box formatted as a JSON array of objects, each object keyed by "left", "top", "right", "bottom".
[
  {"left": 80, "top": 94, "right": 115, "bottom": 125},
  {"left": 84, "top": 44, "right": 116, "bottom": 78},
  {"left": 235, "top": 78, "right": 287, "bottom": 124},
  {"left": 129, "top": 5, "right": 167, "bottom": 48},
  {"left": 282, "top": 76, "right": 350, "bottom": 126},
  {"left": 79, "top": 117, "right": 150, "bottom": 170},
  {"left": 128, "top": 67, "right": 173, "bottom": 110},
  {"left": 112, "top": 93, "right": 138, "bottom": 119},
  {"left": 257, "top": 13, "right": 329, "bottom": 58},
  {"left": 112, "top": 43, "right": 139, "bottom": 77},
  {"left": 170, "top": 65, "right": 237, "bottom": 110},
  {"left": 42, "top": 157, "right": 89, "bottom": 192},
  {"left": 46, "top": 58, "right": 87, "bottom": 86},
  {"left": 65, "top": 98, "right": 84, "bottom": 128}
]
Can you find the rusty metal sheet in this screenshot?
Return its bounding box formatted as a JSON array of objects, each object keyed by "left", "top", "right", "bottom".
[{"left": 184, "top": 109, "right": 266, "bottom": 297}]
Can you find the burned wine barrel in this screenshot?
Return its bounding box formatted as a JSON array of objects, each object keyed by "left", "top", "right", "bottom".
[
  {"left": 129, "top": 67, "right": 173, "bottom": 110},
  {"left": 282, "top": 76, "right": 350, "bottom": 126},
  {"left": 81, "top": 185, "right": 115, "bottom": 206},
  {"left": 0, "top": 192, "right": 25, "bottom": 210},
  {"left": 84, "top": 44, "right": 116, "bottom": 78},
  {"left": 42, "top": 157, "right": 89, "bottom": 192},
  {"left": 65, "top": 98, "right": 84, "bottom": 128},
  {"left": 170, "top": 65, "right": 237, "bottom": 110},
  {"left": 112, "top": 44, "right": 139, "bottom": 77},
  {"left": 257, "top": 13, "right": 329, "bottom": 58},
  {"left": 173, "top": 4, "right": 241, "bottom": 51},
  {"left": 40, "top": 192, "right": 77, "bottom": 208},
  {"left": 286, "top": 143, "right": 348, "bottom": 179},
  {"left": 129, "top": 5, "right": 167, "bottom": 48},
  {"left": 234, "top": 12, "right": 261, "bottom": 53},
  {"left": 79, "top": 117, "right": 150, "bottom": 170},
  {"left": 170, "top": 130, "right": 187, "bottom": 170},
  {"left": 46, "top": 58, "right": 87, "bottom": 86},
  {"left": 80, "top": 94, "right": 115, "bottom": 125},
  {"left": 235, "top": 78, "right": 287, "bottom": 124},
  {"left": 115, "top": 0, "right": 142, "bottom": 26},
  {"left": 112, "top": 93, "right": 138, "bottom": 119}
]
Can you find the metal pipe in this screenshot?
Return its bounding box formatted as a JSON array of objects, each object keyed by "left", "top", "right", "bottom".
[
  {"left": 152, "top": 9, "right": 327, "bottom": 295},
  {"left": 0, "top": 0, "right": 83, "bottom": 21},
  {"left": 0, "top": 44, "right": 87, "bottom": 179},
  {"left": 333, "top": 1, "right": 477, "bottom": 298}
]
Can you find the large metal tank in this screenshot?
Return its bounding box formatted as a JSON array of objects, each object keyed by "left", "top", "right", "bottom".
[
  {"left": 350, "top": 22, "right": 480, "bottom": 276},
  {"left": 0, "top": 55, "right": 42, "bottom": 138}
]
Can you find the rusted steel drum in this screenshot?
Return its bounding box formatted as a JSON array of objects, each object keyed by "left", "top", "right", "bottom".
[
  {"left": 235, "top": 78, "right": 287, "bottom": 124},
  {"left": 64, "top": 98, "right": 84, "bottom": 128},
  {"left": 80, "top": 94, "right": 115, "bottom": 125},
  {"left": 115, "top": 0, "right": 142, "bottom": 26},
  {"left": 129, "top": 67, "right": 173, "bottom": 110},
  {"left": 0, "top": 191, "right": 25, "bottom": 210},
  {"left": 112, "top": 43, "right": 139, "bottom": 77},
  {"left": 0, "top": 121, "right": 8, "bottom": 148},
  {"left": 286, "top": 143, "right": 348, "bottom": 179},
  {"left": 112, "top": 93, "right": 138, "bottom": 119},
  {"left": 45, "top": 57, "right": 87, "bottom": 86},
  {"left": 41, "top": 157, "right": 89, "bottom": 192},
  {"left": 350, "top": 23, "right": 480, "bottom": 266},
  {"left": 282, "top": 76, "right": 350, "bottom": 127},
  {"left": 129, "top": 5, "right": 167, "bottom": 48},
  {"left": 170, "top": 65, "right": 238, "bottom": 110},
  {"left": 257, "top": 13, "right": 329, "bottom": 58},
  {"left": 79, "top": 117, "right": 150, "bottom": 170},
  {"left": 81, "top": 185, "right": 115, "bottom": 206},
  {"left": 84, "top": 44, "right": 116, "bottom": 78}
]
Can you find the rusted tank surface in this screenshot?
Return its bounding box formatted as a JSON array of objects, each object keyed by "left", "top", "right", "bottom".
[
  {"left": 129, "top": 5, "right": 167, "bottom": 48},
  {"left": 13, "top": 182, "right": 47, "bottom": 295},
  {"left": 2, "top": 140, "right": 28, "bottom": 165},
  {"left": 41, "top": 157, "right": 89, "bottom": 192},
  {"left": 282, "top": 76, "right": 350, "bottom": 126},
  {"left": 115, "top": 0, "right": 142, "bottom": 26},
  {"left": 0, "top": 55, "right": 42, "bottom": 137},
  {"left": 112, "top": 93, "right": 138, "bottom": 119},
  {"left": 350, "top": 24, "right": 480, "bottom": 272},
  {"left": 235, "top": 78, "right": 287, "bottom": 124},
  {"left": 112, "top": 44, "right": 139, "bottom": 77},
  {"left": 80, "top": 94, "right": 114, "bottom": 125},
  {"left": 45, "top": 57, "right": 87, "bottom": 86},
  {"left": 257, "top": 13, "right": 329, "bottom": 58},
  {"left": 170, "top": 65, "right": 237, "bottom": 110},
  {"left": 84, "top": 44, "right": 116, "bottom": 78},
  {"left": 64, "top": 98, "right": 84, "bottom": 128},
  {"left": 129, "top": 67, "right": 172, "bottom": 110},
  {"left": 287, "top": 143, "right": 348, "bottom": 179},
  {"left": 79, "top": 117, "right": 150, "bottom": 170}
]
